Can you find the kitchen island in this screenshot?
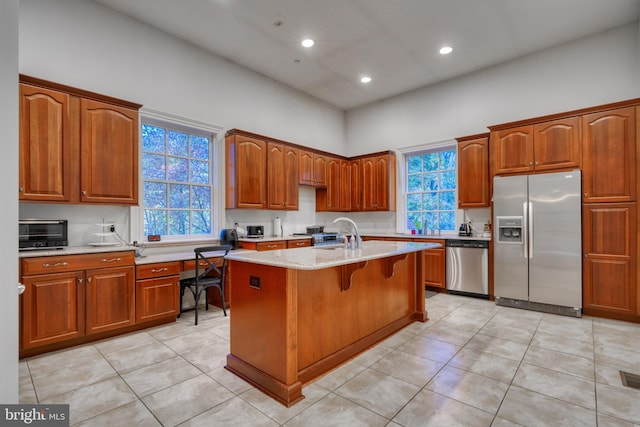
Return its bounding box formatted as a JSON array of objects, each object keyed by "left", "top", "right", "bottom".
[{"left": 224, "top": 240, "right": 439, "bottom": 406}]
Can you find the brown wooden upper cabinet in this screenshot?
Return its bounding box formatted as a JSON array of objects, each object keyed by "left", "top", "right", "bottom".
[
  {"left": 19, "top": 76, "right": 140, "bottom": 205},
  {"left": 79, "top": 99, "right": 139, "bottom": 205},
  {"left": 226, "top": 133, "right": 267, "bottom": 209},
  {"left": 350, "top": 159, "right": 362, "bottom": 211},
  {"left": 491, "top": 117, "right": 581, "bottom": 176},
  {"left": 226, "top": 130, "right": 300, "bottom": 210},
  {"left": 581, "top": 107, "right": 636, "bottom": 203},
  {"left": 362, "top": 153, "right": 396, "bottom": 211},
  {"left": 456, "top": 134, "right": 489, "bottom": 208},
  {"left": 299, "top": 150, "right": 328, "bottom": 187},
  {"left": 267, "top": 142, "right": 299, "bottom": 210}
]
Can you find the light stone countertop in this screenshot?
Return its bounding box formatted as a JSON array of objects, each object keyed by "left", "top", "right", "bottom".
[{"left": 224, "top": 240, "right": 441, "bottom": 270}]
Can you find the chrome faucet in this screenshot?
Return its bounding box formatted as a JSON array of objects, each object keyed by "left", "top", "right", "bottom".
[{"left": 332, "top": 217, "right": 362, "bottom": 249}]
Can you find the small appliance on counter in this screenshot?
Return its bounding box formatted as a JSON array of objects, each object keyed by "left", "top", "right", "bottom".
[
  {"left": 246, "top": 225, "right": 264, "bottom": 238},
  {"left": 306, "top": 225, "right": 324, "bottom": 234},
  {"left": 19, "top": 219, "right": 68, "bottom": 251},
  {"left": 220, "top": 228, "right": 238, "bottom": 249},
  {"left": 311, "top": 233, "right": 343, "bottom": 247},
  {"left": 458, "top": 222, "right": 472, "bottom": 237}
]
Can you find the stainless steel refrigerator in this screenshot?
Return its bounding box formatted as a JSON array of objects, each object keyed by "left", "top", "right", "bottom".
[{"left": 493, "top": 170, "right": 582, "bottom": 317}]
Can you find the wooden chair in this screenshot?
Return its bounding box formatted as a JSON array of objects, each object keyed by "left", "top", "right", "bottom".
[{"left": 179, "top": 245, "right": 231, "bottom": 325}]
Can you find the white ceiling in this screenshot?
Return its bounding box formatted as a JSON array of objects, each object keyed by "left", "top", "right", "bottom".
[{"left": 96, "top": 0, "right": 640, "bottom": 110}]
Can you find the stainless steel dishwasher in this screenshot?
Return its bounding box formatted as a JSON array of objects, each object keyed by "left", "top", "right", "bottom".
[{"left": 445, "top": 239, "right": 489, "bottom": 298}]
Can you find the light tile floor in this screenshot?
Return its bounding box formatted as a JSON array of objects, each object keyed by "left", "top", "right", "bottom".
[{"left": 19, "top": 293, "right": 640, "bottom": 426}]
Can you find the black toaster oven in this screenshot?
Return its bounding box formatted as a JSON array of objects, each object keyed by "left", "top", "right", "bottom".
[{"left": 19, "top": 219, "right": 68, "bottom": 250}]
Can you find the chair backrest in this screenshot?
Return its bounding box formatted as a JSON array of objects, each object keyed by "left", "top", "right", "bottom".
[{"left": 194, "top": 245, "right": 232, "bottom": 282}]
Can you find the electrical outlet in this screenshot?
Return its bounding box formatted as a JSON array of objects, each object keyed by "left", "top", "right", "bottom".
[
  {"left": 110, "top": 225, "right": 115, "bottom": 232},
  {"left": 249, "top": 275, "right": 261, "bottom": 289}
]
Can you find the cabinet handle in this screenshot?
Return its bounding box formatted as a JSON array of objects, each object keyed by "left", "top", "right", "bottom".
[
  {"left": 267, "top": 244, "right": 278, "bottom": 248},
  {"left": 87, "top": 277, "right": 92, "bottom": 283},
  {"left": 150, "top": 268, "right": 168, "bottom": 273},
  {"left": 529, "top": 162, "right": 533, "bottom": 166},
  {"left": 101, "top": 257, "right": 122, "bottom": 263},
  {"left": 82, "top": 190, "right": 87, "bottom": 196},
  {"left": 295, "top": 242, "right": 305, "bottom": 246},
  {"left": 535, "top": 161, "right": 539, "bottom": 165},
  {"left": 18, "top": 187, "right": 24, "bottom": 192},
  {"left": 584, "top": 193, "right": 588, "bottom": 197},
  {"left": 78, "top": 278, "right": 83, "bottom": 285},
  {"left": 42, "top": 262, "right": 68, "bottom": 268}
]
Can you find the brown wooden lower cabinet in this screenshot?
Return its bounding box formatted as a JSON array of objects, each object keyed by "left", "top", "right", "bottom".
[
  {"left": 20, "top": 271, "right": 85, "bottom": 350},
  {"left": 85, "top": 266, "right": 135, "bottom": 334},
  {"left": 423, "top": 245, "right": 446, "bottom": 288},
  {"left": 135, "top": 261, "right": 181, "bottom": 323},
  {"left": 20, "top": 252, "right": 140, "bottom": 355},
  {"left": 582, "top": 203, "right": 637, "bottom": 320}
]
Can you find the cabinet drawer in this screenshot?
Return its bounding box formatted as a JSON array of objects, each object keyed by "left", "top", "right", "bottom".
[
  {"left": 21, "top": 251, "right": 135, "bottom": 275},
  {"left": 136, "top": 261, "right": 182, "bottom": 279},
  {"left": 256, "top": 241, "right": 287, "bottom": 251},
  {"left": 287, "top": 239, "right": 311, "bottom": 248},
  {"left": 183, "top": 257, "right": 221, "bottom": 271}
]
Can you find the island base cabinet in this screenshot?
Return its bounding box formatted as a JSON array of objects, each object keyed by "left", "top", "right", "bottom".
[{"left": 225, "top": 252, "right": 425, "bottom": 407}]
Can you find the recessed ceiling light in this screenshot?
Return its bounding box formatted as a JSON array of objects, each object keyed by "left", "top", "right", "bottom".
[
  {"left": 360, "top": 76, "right": 372, "bottom": 83},
  {"left": 439, "top": 46, "right": 453, "bottom": 55},
  {"left": 301, "top": 39, "right": 315, "bottom": 48}
]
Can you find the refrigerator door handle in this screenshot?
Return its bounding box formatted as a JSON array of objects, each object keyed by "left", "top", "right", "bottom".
[
  {"left": 522, "top": 202, "right": 528, "bottom": 258},
  {"left": 528, "top": 201, "right": 533, "bottom": 259}
]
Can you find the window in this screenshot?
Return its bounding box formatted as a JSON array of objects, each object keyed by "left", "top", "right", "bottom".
[
  {"left": 141, "top": 121, "right": 216, "bottom": 238},
  {"left": 406, "top": 147, "right": 457, "bottom": 233}
]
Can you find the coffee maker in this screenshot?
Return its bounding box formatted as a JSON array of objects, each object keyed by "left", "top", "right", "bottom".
[{"left": 458, "top": 222, "right": 472, "bottom": 237}]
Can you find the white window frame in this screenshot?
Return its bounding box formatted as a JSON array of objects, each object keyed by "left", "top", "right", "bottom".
[
  {"left": 131, "top": 108, "right": 224, "bottom": 244},
  {"left": 396, "top": 140, "right": 458, "bottom": 234}
]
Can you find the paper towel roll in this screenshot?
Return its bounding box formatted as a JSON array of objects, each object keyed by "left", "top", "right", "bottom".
[{"left": 273, "top": 217, "right": 282, "bottom": 237}]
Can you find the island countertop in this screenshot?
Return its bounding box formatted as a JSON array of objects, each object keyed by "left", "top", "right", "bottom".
[{"left": 224, "top": 240, "right": 440, "bottom": 270}]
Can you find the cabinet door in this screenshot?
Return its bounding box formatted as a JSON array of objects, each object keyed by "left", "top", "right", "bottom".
[
  {"left": 85, "top": 266, "right": 135, "bottom": 334},
  {"left": 339, "top": 160, "right": 351, "bottom": 211},
  {"left": 350, "top": 159, "right": 362, "bottom": 211},
  {"left": 361, "top": 157, "right": 376, "bottom": 211},
  {"left": 19, "top": 84, "right": 72, "bottom": 202},
  {"left": 136, "top": 276, "right": 180, "bottom": 323},
  {"left": 228, "top": 135, "right": 267, "bottom": 208},
  {"left": 583, "top": 204, "right": 637, "bottom": 319},
  {"left": 533, "top": 117, "right": 581, "bottom": 172},
  {"left": 326, "top": 157, "right": 341, "bottom": 211},
  {"left": 299, "top": 149, "right": 314, "bottom": 185},
  {"left": 457, "top": 137, "right": 489, "bottom": 208},
  {"left": 267, "top": 143, "right": 298, "bottom": 209},
  {"left": 80, "top": 99, "right": 138, "bottom": 204},
  {"left": 582, "top": 107, "right": 636, "bottom": 203},
  {"left": 374, "top": 155, "right": 391, "bottom": 211},
  {"left": 313, "top": 154, "right": 328, "bottom": 187},
  {"left": 423, "top": 248, "right": 446, "bottom": 288},
  {"left": 491, "top": 125, "right": 534, "bottom": 175},
  {"left": 21, "top": 271, "right": 85, "bottom": 350}
]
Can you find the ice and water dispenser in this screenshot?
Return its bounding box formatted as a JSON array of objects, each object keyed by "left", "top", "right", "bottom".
[{"left": 496, "top": 217, "right": 523, "bottom": 243}]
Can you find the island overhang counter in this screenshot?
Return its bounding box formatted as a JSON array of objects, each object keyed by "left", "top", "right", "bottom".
[{"left": 223, "top": 240, "right": 440, "bottom": 406}]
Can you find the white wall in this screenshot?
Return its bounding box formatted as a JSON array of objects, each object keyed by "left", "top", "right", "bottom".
[
  {"left": 18, "top": 0, "right": 347, "bottom": 241},
  {"left": 346, "top": 23, "right": 640, "bottom": 156},
  {"left": 0, "top": 0, "right": 20, "bottom": 404}
]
